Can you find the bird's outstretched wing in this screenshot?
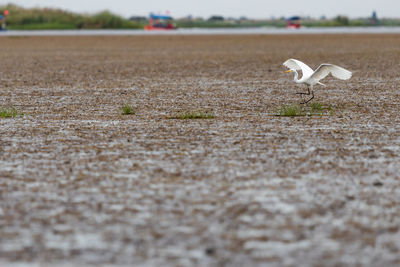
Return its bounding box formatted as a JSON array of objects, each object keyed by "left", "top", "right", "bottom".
[
  {"left": 283, "top": 58, "right": 314, "bottom": 78},
  {"left": 310, "top": 64, "right": 352, "bottom": 82}
]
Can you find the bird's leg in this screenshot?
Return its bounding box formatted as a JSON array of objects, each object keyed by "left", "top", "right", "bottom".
[
  {"left": 301, "top": 86, "right": 314, "bottom": 104},
  {"left": 302, "top": 91, "right": 314, "bottom": 104}
]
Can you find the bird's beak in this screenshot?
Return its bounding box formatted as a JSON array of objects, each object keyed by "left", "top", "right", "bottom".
[{"left": 285, "top": 70, "right": 292, "bottom": 73}]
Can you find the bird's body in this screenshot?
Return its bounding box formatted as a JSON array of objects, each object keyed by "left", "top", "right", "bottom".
[{"left": 283, "top": 58, "right": 352, "bottom": 103}]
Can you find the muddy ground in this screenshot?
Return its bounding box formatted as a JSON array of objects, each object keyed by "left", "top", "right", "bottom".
[{"left": 0, "top": 34, "right": 399, "bottom": 266}]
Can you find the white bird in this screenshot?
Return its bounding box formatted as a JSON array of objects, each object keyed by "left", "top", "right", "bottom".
[{"left": 283, "top": 58, "right": 352, "bottom": 104}]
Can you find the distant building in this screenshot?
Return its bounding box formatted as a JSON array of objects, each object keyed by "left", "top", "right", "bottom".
[
  {"left": 144, "top": 13, "right": 177, "bottom": 30},
  {"left": 0, "top": 9, "right": 8, "bottom": 30},
  {"left": 371, "top": 10, "right": 378, "bottom": 25},
  {"left": 129, "top": 16, "right": 147, "bottom": 22},
  {"left": 208, "top": 16, "right": 224, "bottom": 22},
  {"left": 286, "top": 16, "right": 301, "bottom": 29},
  {"left": 0, "top": 15, "right": 5, "bottom": 30}
]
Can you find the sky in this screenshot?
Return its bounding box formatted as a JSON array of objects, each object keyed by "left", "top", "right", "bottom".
[{"left": 4, "top": 0, "right": 400, "bottom": 19}]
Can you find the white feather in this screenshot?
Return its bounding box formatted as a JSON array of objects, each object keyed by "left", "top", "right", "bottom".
[
  {"left": 310, "top": 64, "right": 352, "bottom": 82},
  {"left": 283, "top": 58, "right": 314, "bottom": 78}
]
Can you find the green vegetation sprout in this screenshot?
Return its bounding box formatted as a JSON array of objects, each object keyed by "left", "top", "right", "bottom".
[
  {"left": 276, "top": 102, "right": 334, "bottom": 117},
  {"left": 170, "top": 111, "right": 215, "bottom": 120},
  {"left": 278, "top": 104, "right": 305, "bottom": 117},
  {"left": 0, "top": 107, "right": 23, "bottom": 118},
  {"left": 121, "top": 105, "right": 136, "bottom": 115},
  {"left": 310, "top": 102, "right": 323, "bottom": 114}
]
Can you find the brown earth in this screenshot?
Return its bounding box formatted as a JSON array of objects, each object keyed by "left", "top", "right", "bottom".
[{"left": 0, "top": 34, "right": 399, "bottom": 266}]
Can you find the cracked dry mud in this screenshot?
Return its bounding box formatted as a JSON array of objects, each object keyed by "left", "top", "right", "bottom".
[{"left": 0, "top": 34, "right": 399, "bottom": 266}]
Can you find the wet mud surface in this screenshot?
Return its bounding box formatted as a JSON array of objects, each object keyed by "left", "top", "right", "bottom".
[{"left": 0, "top": 34, "right": 399, "bottom": 266}]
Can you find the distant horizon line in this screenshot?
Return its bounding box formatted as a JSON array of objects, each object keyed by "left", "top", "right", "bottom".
[{"left": 1, "top": 4, "right": 399, "bottom": 20}]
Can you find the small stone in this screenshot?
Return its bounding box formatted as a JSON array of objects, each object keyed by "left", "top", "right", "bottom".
[{"left": 205, "top": 247, "right": 215, "bottom": 256}]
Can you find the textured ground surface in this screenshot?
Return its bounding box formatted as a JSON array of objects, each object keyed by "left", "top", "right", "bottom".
[{"left": 0, "top": 34, "right": 399, "bottom": 266}]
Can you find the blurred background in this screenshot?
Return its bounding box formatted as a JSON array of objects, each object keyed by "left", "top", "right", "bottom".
[{"left": 0, "top": 0, "right": 399, "bottom": 30}]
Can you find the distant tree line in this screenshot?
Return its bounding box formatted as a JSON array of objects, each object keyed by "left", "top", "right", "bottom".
[{"left": 0, "top": 4, "right": 142, "bottom": 30}]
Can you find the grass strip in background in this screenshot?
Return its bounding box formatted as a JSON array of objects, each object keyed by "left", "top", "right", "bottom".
[{"left": 169, "top": 111, "right": 215, "bottom": 120}]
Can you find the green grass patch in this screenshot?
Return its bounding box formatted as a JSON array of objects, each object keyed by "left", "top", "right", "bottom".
[
  {"left": 277, "top": 104, "right": 305, "bottom": 117},
  {"left": 276, "top": 102, "right": 334, "bottom": 117},
  {"left": 0, "top": 107, "right": 23, "bottom": 118},
  {"left": 310, "top": 102, "right": 323, "bottom": 112},
  {"left": 170, "top": 111, "right": 215, "bottom": 120},
  {"left": 311, "top": 102, "right": 334, "bottom": 115},
  {"left": 121, "top": 104, "right": 136, "bottom": 115}
]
